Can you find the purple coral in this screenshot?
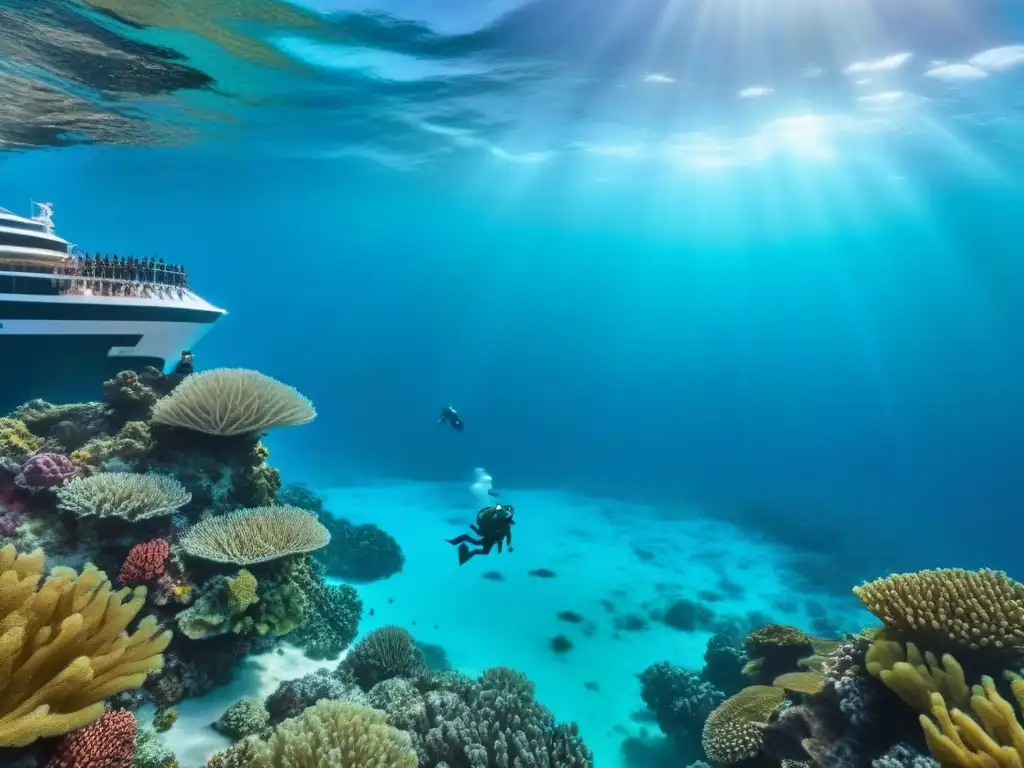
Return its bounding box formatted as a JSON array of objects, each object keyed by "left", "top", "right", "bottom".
[{"left": 16, "top": 452, "right": 78, "bottom": 490}]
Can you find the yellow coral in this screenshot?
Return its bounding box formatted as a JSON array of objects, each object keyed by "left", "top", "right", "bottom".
[
  {"left": 70, "top": 420, "right": 154, "bottom": 468},
  {"left": 702, "top": 685, "right": 785, "bottom": 764},
  {"left": 866, "top": 639, "right": 971, "bottom": 712},
  {"left": 0, "top": 544, "right": 172, "bottom": 747},
  {"left": 854, "top": 569, "right": 1024, "bottom": 653},
  {"left": 180, "top": 506, "right": 330, "bottom": 566},
  {"left": 227, "top": 569, "right": 259, "bottom": 613},
  {"left": 920, "top": 675, "right": 1024, "bottom": 766},
  {"left": 0, "top": 418, "right": 42, "bottom": 459}
]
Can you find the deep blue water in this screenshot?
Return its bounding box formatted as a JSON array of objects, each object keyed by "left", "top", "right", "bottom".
[{"left": 3, "top": 0, "right": 1024, "bottom": 588}]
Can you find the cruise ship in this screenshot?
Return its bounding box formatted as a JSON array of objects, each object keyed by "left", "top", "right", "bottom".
[{"left": 0, "top": 203, "right": 226, "bottom": 411}]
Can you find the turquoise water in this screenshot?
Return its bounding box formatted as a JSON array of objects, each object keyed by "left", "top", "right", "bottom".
[{"left": 2, "top": 2, "right": 1024, "bottom": 766}]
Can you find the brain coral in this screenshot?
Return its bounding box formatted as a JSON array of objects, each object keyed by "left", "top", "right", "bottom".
[
  {"left": 150, "top": 368, "right": 315, "bottom": 437},
  {"left": 180, "top": 506, "right": 330, "bottom": 565},
  {"left": 57, "top": 472, "right": 191, "bottom": 521},
  {"left": 701, "top": 685, "right": 785, "bottom": 764},
  {"left": 854, "top": 568, "right": 1024, "bottom": 653}
]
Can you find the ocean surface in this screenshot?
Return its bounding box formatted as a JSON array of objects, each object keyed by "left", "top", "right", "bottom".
[{"left": 2, "top": 1, "right": 1024, "bottom": 766}]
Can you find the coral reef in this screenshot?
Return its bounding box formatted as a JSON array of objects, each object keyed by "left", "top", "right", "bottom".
[
  {"left": 315, "top": 514, "right": 404, "bottom": 583},
  {"left": 57, "top": 472, "right": 191, "bottom": 521}
]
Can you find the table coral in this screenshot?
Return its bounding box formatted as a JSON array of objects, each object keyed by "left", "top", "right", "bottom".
[{"left": 179, "top": 506, "right": 329, "bottom": 566}]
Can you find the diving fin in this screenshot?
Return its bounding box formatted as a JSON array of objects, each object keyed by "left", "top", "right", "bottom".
[{"left": 458, "top": 543, "right": 472, "bottom": 566}]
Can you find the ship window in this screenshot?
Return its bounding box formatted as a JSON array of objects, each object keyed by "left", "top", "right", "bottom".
[
  {"left": 0, "top": 230, "right": 67, "bottom": 252},
  {"left": 0, "top": 273, "right": 60, "bottom": 296},
  {"left": 0, "top": 218, "right": 47, "bottom": 233}
]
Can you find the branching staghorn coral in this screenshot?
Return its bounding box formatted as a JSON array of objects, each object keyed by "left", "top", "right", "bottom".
[
  {"left": 854, "top": 569, "right": 1024, "bottom": 655},
  {"left": 0, "top": 544, "right": 171, "bottom": 747},
  {"left": 150, "top": 368, "right": 316, "bottom": 437},
  {"left": 180, "top": 506, "right": 329, "bottom": 565},
  {"left": 57, "top": 472, "right": 191, "bottom": 521},
  {"left": 207, "top": 699, "right": 416, "bottom": 768}
]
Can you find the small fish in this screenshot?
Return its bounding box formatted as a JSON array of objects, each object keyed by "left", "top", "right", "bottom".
[{"left": 369, "top": 608, "right": 375, "bottom": 616}]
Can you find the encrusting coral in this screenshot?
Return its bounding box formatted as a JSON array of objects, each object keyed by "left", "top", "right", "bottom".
[
  {"left": 150, "top": 368, "right": 316, "bottom": 437},
  {"left": 854, "top": 569, "right": 1024, "bottom": 655},
  {"left": 179, "top": 506, "right": 330, "bottom": 565},
  {"left": 0, "top": 544, "right": 171, "bottom": 747}
]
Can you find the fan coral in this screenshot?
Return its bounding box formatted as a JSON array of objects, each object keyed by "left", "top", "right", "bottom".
[
  {"left": 15, "top": 453, "right": 78, "bottom": 489},
  {"left": 150, "top": 368, "right": 316, "bottom": 437},
  {"left": 343, "top": 625, "right": 427, "bottom": 691},
  {"left": 209, "top": 700, "right": 416, "bottom": 768},
  {"left": 701, "top": 685, "right": 786, "bottom": 764},
  {"left": 46, "top": 709, "right": 137, "bottom": 768},
  {"left": 854, "top": 568, "right": 1024, "bottom": 654},
  {"left": 179, "top": 506, "right": 330, "bottom": 565},
  {"left": 119, "top": 539, "right": 171, "bottom": 583},
  {"left": 0, "top": 544, "right": 171, "bottom": 746},
  {"left": 57, "top": 472, "right": 191, "bottom": 521}
]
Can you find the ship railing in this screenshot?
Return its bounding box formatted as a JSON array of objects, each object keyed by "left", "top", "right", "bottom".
[{"left": 53, "top": 272, "right": 193, "bottom": 301}]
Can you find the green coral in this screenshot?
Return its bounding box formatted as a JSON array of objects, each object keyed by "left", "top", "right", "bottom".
[
  {"left": 214, "top": 698, "right": 271, "bottom": 741},
  {"left": 133, "top": 725, "right": 178, "bottom": 768},
  {"left": 0, "top": 418, "right": 42, "bottom": 459},
  {"left": 70, "top": 420, "right": 154, "bottom": 468},
  {"left": 227, "top": 569, "right": 259, "bottom": 613},
  {"left": 176, "top": 575, "right": 235, "bottom": 640},
  {"left": 233, "top": 579, "right": 307, "bottom": 637}
]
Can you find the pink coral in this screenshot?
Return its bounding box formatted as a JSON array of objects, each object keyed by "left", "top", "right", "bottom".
[
  {"left": 46, "top": 709, "right": 136, "bottom": 768},
  {"left": 119, "top": 539, "right": 171, "bottom": 583},
  {"left": 15, "top": 452, "right": 79, "bottom": 490},
  {"left": 0, "top": 482, "right": 26, "bottom": 515}
]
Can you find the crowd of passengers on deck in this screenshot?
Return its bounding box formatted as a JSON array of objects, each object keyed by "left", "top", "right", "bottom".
[{"left": 54, "top": 253, "right": 189, "bottom": 297}]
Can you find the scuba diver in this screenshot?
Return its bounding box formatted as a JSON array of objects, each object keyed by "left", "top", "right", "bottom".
[
  {"left": 446, "top": 503, "right": 515, "bottom": 565},
  {"left": 438, "top": 405, "right": 464, "bottom": 432}
]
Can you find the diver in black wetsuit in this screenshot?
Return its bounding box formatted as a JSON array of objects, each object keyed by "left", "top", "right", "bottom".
[
  {"left": 446, "top": 504, "right": 515, "bottom": 565},
  {"left": 438, "top": 405, "right": 464, "bottom": 432}
]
